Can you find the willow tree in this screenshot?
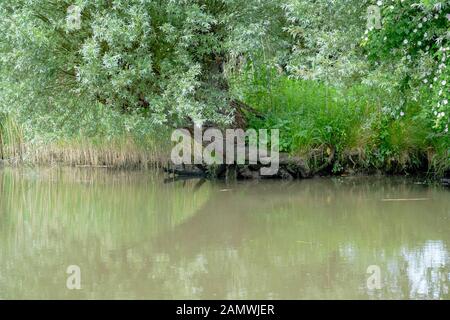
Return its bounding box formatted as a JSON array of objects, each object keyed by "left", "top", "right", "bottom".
[{"left": 0, "top": 0, "right": 287, "bottom": 129}]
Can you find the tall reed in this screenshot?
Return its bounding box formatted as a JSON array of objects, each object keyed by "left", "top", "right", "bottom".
[
  {"left": 0, "top": 115, "right": 170, "bottom": 168},
  {"left": 0, "top": 114, "right": 24, "bottom": 164}
]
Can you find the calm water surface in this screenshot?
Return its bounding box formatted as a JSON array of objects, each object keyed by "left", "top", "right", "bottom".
[{"left": 0, "top": 168, "right": 449, "bottom": 299}]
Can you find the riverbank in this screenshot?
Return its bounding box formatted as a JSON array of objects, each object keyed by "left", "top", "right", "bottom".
[
  {"left": 1, "top": 144, "right": 448, "bottom": 189},
  {"left": 231, "top": 72, "right": 449, "bottom": 178},
  {"left": 0, "top": 136, "right": 167, "bottom": 169},
  {"left": 0, "top": 79, "right": 448, "bottom": 179},
  {"left": 0, "top": 112, "right": 170, "bottom": 169},
  {"left": 0, "top": 117, "right": 448, "bottom": 183}
]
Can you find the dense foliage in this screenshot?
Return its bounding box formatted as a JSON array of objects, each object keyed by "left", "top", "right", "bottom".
[
  {"left": 0, "top": 0, "right": 288, "bottom": 129},
  {"left": 365, "top": 0, "right": 450, "bottom": 134},
  {"left": 282, "top": 0, "right": 370, "bottom": 84},
  {"left": 0, "top": 0, "right": 448, "bottom": 174}
]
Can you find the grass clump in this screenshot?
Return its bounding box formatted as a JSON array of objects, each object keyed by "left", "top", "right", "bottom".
[
  {"left": 0, "top": 107, "right": 171, "bottom": 169},
  {"left": 232, "top": 66, "right": 448, "bottom": 175}
]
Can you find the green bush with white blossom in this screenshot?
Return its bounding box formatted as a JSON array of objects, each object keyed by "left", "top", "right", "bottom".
[{"left": 364, "top": 0, "right": 450, "bottom": 134}]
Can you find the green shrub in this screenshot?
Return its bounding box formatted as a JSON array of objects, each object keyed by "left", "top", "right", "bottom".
[{"left": 233, "top": 65, "right": 447, "bottom": 174}]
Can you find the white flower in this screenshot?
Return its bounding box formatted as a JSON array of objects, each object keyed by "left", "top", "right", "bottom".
[
  {"left": 442, "top": 80, "right": 447, "bottom": 86},
  {"left": 403, "top": 39, "right": 408, "bottom": 45},
  {"left": 377, "top": 0, "right": 383, "bottom": 6},
  {"left": 400, "top": 111, "right": 405, "bottom": 117},
  {"left": 444, "top": 100, "right": 449, "bottom": 105}
]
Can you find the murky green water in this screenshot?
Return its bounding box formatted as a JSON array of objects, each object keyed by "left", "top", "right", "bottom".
[{"left": 0, "top": 168, "right": 449, "bottom": 300}]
